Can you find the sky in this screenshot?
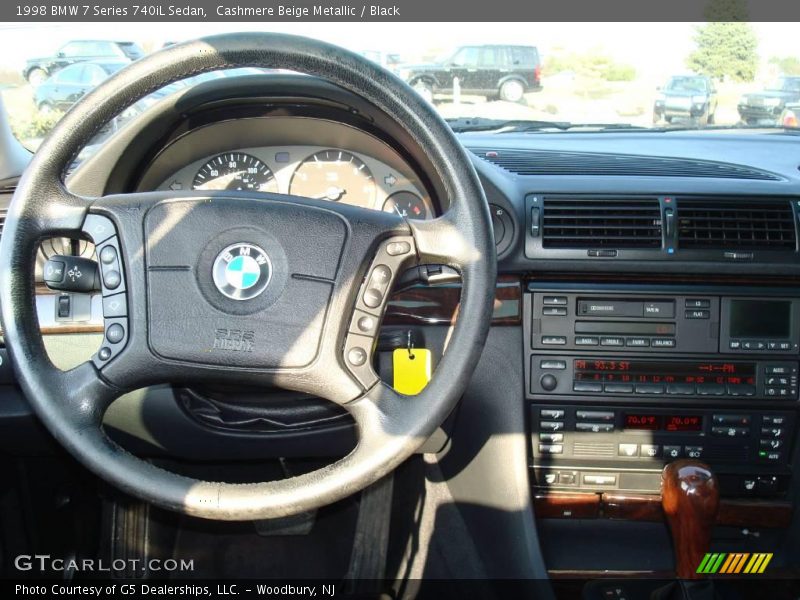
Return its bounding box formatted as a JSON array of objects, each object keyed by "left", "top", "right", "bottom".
[{"left": 0, "top": 22, "right": 797, "bottom": 82}]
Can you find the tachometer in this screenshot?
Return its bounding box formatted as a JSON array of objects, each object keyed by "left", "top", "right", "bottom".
[
  {"left": 289, "top": 150, "right": 376, "bottom": 208},
  {"left": 193, "top": 152, "right": 277, "bottom": 192}
]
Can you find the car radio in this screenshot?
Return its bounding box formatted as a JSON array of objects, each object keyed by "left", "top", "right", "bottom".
[{"left": 525, "top": 285, "right": 800, "bottom": 498}]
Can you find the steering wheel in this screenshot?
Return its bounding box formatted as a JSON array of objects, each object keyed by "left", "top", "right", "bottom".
[{"left": 0, "top": 33, "right": 496, "bottom": 520}]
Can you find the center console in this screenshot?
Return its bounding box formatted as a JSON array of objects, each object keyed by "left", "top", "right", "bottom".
[{"left": 525, "top": 284, "right": 799, "bottom": 499}]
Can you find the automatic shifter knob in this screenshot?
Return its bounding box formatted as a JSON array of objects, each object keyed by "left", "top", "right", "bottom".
[{"left": 661, "top": 460, "right": 720, "bottom": 579}]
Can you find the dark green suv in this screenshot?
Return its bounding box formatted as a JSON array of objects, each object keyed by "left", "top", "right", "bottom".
[{"left": 399, "top": 44, "right": 542, "bottom": 103}]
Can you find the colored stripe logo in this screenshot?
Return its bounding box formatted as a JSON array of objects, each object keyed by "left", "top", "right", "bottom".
[{"left": 696, "top": 553, "right": 773, "bottom": 574}]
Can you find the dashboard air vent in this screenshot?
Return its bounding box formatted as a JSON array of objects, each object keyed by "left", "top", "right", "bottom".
[
  {"left": 542, "top": 196, "right": 662, "bottom": 249},
  {"left": 677, "top": 198, "right": 797, "bottom": 250},
  {"left": 471, "top": 148, "right": 782, "bottom": 181},
  {"left": 0, "top": 207, "right": 6, "bottom": 239}
]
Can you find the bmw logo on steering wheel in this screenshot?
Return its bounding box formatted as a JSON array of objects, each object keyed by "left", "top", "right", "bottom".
[{"left": 212, "top": 243, "right": 272, "bottom": 300}]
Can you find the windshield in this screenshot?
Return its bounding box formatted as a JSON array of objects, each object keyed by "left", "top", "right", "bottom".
[{"left": 1, "top": 22, "right": 798, "bottom": 157}]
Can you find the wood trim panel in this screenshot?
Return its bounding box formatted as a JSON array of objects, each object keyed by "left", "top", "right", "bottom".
[
  {"left": 533, "top": 492, "right": 601, "bottom": 519},
  {"left": 535, "top": 491, "right": 793, "bottom": 529},
  {"left": 384, "top": 274, "right": 522, "bottom": 326}
]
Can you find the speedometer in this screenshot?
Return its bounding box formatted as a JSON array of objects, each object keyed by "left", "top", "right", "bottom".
[
  {"left": 193, "top": 152, "right": 277, "bottom": 192},
  {"left": 289, "top": 150, "right": 376, "bottom": 208}
]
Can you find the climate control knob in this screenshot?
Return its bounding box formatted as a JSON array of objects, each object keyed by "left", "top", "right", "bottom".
[{"left": 540, "top": 373, "right": 558, "bottom": 391}]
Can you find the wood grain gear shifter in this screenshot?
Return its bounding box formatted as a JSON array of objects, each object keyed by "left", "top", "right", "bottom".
[{"left": 661, "top": 459, "right": 720, "bottom": 579}]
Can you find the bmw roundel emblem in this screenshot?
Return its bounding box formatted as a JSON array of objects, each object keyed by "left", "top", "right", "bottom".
[{"left": 212, "top": 243, "right": 272, "bottom": 301}]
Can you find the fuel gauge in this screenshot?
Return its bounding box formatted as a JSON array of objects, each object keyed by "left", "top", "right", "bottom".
[{"left": 382, "top": 191, "right": 430, "bottom": 220}]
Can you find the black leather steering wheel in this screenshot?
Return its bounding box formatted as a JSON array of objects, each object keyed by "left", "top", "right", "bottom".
[{"left": 0, "top": 33, "right": 496, "bottom": 520}]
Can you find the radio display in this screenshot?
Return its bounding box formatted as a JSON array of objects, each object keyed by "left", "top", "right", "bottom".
[
  {"left": 573, "top": 359, "right": 756, "bottom": 385},
  {"left": 729, "top": 299, "right": 791, "bottom": 339},
  {"left": 624, "top": 413, "right": 703, "bottom": 432}
]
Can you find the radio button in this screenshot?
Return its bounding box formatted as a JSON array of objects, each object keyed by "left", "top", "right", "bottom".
[
  {"left": 635, "top": 383, "right": 664, "bottom": 394},
  {"left": 712, "top": 414, "right": 750, "bottom": 426},
  {"left": 576, "top": 423, "right": 614, "bottom": 433},
  {"left": 575, "top": 336, "right": 600, "bottom": 346},
  {"left": 697, "top": 383, "right": 726, "bottom": 396},
  {"left": 640, "top": 444, "right": 661, "bottom": 458},
  {"left": 765, "top": 365, "right": 796, "bottom": 375},
  {"left": 643, "top": 301, "right": 675, "bottom": 318},
  {"left": 618, "top": 443, "right": 639, "bottom": 457},
  {"left": 540, "top": 421, "right": 565, "bottom": 432},
  {"left": 666, "top": 383, "right": 695, "bottom": 395},
  {"left": 600, "top": 337, "right": 624, "bottom": 347},
  {"left": 541, "top": 336, "right": 567, "bottom": 345},
  {"left": 664, "top": 445, "right": 682, "bottom": 459},
  {"left": 729, "top": 340, "right": 742, "bottom": 349},
  {"left": 651, "top": 338, "right": 676, "bottom": 348},
  {"left": 726, "top": 383, "right": 755, "bottom": 397},
  {"left": 576, "top": 410, "right": 615, "bottom": 422},
  {"left": 625, "top": 337, "right": 650, "bottom": 347},
  {"left": 540, "top": 432, "right": 564, "bottom": 443},
  {"left": 539, "top": 444, "right": 563, "bottom": 455},
  {"left": 604, "top": 383, "right": 633, "bottom": 394},
  {"left": 542, "top": 296, "right": 568, "bottom": 306},
  {"left": 574, "top": 381, "right": 603, "bottom": 393},
  {"left": 540, "top": 374, "right": 558, "bottom": 391},
  {"left": 685, "top": 309, "right": 710, "bottom": 319},
  {"left": 712, "top": 426, "right": 750, "bottom": 438},
  {"left": 540, "top": 409, "right": 565, "bottom": 419},
  {"left": 778, "top": 341, "right": 792, "bottom": 351},
  {"left": 542, "top": 306, "right": 567, "bottom": 316},
  {"left": 685, "top": 446, "right": 705, "bottom": 459},
  {"left": 685, "top": 299, "right": 711, "bottom": 309},
  {"left": 540, "top": 360, "right": 566, "bottom": 370}
]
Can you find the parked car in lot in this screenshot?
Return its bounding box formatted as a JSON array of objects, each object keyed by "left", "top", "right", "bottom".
[
  {"left": 34, "top": 60, "right": 128, "bottom": 113},
  {"left": 738, "top": 76, "right": 800, "bottom": 125},
  {"left": 22, "top": 40, "right": 144, "bottom": 86},
  {"left": 399, "top": 44, "right": 542, "bottom": 103},
  {"left": 653, "top": 75, "right": 718, "bottom": 124}
]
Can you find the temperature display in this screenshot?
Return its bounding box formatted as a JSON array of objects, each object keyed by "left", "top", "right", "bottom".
[
  {"left": 574, "top": 360, "right": 756, "bottom": 386},
  {"left": 624, "top": 414, "right": 703, "bottom": 432}
]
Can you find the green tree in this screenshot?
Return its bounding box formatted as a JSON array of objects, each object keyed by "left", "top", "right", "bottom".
[
  {"left": 686, "top": 22, "right": 758, "bottom": 82},
  {"left": 769, "top": 56, "right": 800, "bottom": 76}
]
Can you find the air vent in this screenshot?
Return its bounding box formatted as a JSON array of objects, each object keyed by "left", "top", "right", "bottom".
[
  {"left": 542, "top": 196, "right": 662, "bottom": 249},
  {"left": 0, "top": 207, "right": 6, "bottom": 239},
  {"left": 677, "top": 198, "right": 797, "bottom": 250},
  {"left": 471, "top": 148, "right": 782, "bottom": 181}
]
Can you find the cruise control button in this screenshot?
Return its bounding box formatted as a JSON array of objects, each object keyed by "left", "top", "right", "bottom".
[
  {"left": 370, "top": 265, "right": 392, "bottom": 286},
  {"left": 356, "top": 315, "right": 376, "bottom": 333},
  {"left": 363, "top": 288, "right": 383, "bottom": 309},
  {"left": 98, "top": 347, "right": 112, "bottom": 361},
  {"left": 103, "top": 270, "right": 121, "bottom": 290},
  {"left": 347, "top": 347, "right": 368, "bottom": 367},
  {"left": 106, "top": 323, "right": 125, "bottom": 344},
  {"left": 102, "top": 294, "right": 127, "bottom": 318},
  {"left": 99, "top": 245, "right": 117, "bottom": 265},
  {"left": 385, "top": 241, "right": 411, "bottom": 256},
  {"left": 43, "top": 260, "right": 65, "bottom": 283}
]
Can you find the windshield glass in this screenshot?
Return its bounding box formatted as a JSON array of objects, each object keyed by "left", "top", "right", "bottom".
[{"left": 1, "top": 21, "right": 798, "bottom": 158}]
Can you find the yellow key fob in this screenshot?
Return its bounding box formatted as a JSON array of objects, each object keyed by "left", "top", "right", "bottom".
[{"left": 392, "top": 348, "right": 431, "bottom": 395}]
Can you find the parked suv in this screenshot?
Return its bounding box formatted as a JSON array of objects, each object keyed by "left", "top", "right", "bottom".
[
  {"left": 22, "top": 40, "right": 144, "bottom": 86},
  {"left": 738, "top": 76, "right": 800, "bottom": 125},
  {"left": 399, "top": 45, "right": 542, "bottom": 103},
  {"left": 653, "top": 75, "right": 718, "bottom": 124}
]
